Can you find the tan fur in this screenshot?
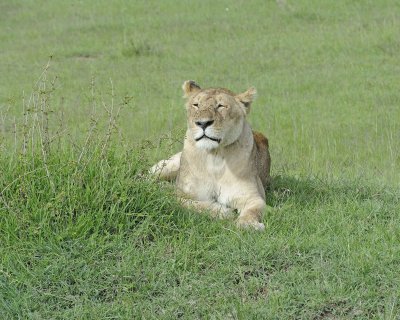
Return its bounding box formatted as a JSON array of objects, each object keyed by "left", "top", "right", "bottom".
[{"left": 150, "top": 81, "right": 271, "bottom": 230}]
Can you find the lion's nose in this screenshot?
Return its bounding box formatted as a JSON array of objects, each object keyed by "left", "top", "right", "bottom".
[{"left": 195, "top": 120, "right": 214, "bottom": 130}]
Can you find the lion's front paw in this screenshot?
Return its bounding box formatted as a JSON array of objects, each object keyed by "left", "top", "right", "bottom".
[
  {"left": 217, "top": 206, "right": 235, "bottom": 219},
  {"left": 149, "top": 163, "right": 163, "bottom": 177},
  {"left": 236, "top": 216, "right": 265, "bottom": 231}
]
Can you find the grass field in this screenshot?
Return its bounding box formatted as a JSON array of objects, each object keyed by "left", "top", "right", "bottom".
[{"left": 1, "top": 0, "right": 400, "bottom": 319}]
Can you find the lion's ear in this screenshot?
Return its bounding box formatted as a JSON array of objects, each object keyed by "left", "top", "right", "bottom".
[
  {"left": 182, "top": 80, "right": 201, "bottom": 98},
  {"left": 236, "top": 87, "right": 257, "bottom": 114}
]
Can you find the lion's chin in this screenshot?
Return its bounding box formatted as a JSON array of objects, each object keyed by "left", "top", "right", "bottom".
[{"left": 195, "top": 138, "right": 220, "bottom": 151}]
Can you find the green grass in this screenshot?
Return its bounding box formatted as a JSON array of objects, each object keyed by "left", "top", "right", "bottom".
[{"left": 1, "top": 0, "right": 400, "bottom": 319}]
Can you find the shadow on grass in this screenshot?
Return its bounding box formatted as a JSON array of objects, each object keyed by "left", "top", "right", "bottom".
[{"left": 266, "top": 174, "right": 399, "bottom": 209}]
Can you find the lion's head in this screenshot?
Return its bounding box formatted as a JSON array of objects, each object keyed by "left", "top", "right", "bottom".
[{"left": 182, "top": 80, "right": 257, "bottom": 150}]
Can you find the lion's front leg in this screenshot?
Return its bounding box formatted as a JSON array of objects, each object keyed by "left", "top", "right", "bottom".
[
  {"left": 149, "top": 152, "right": 181, "bottom": 181},
  {"left": 179, "top": 198, "right": 235, "bottom": 219},
  {"left": 235, "top": 197, "right": 266, "bottom": 231}
]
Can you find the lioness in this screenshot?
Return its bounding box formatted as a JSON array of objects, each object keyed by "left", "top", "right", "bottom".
[{"left": 151, "top": 81, "right": 271, "bottom": 230}]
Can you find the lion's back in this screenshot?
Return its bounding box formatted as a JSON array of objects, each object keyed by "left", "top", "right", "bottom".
[{"left": 253, "top": 131, "right": 271, "bottom": 188}]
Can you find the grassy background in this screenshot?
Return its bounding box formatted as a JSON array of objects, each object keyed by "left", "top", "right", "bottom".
[{"left": 1, "top": 0, "right": 399, "bottom": 318}]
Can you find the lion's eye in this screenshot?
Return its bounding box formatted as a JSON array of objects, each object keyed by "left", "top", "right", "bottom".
[
  {"left": 193, "top": 103, "right": 199, "bottom": 108},
  {"left": 217, "top": 104, "right": 225, "bottom": 109}
]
